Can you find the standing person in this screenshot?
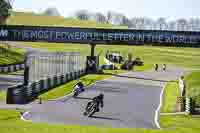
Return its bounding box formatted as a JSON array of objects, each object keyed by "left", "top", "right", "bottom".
[
  {"left": 155, "top": 64, "right": 158, "bottom": 71},
  {"left": 163, "top": 64, "right": 166, "bottom": 71},
  {"left": 179, "top": 76, "right": 186, "bottom": 97},
  {"left": 105, "top": 50, "right": 109, "bottom": 59}
]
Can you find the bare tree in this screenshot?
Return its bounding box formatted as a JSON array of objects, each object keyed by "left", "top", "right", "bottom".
[
  {"left": 111, "top": 12, "right": 123, "bottom": 25},
  {"left": 143, "top": 17, "right": 154, "bottom": 30},
  {"left": 75, "top": 9, "right": 90, "bottom": 20},
  {"left": 176, "top": 18, "right": 188, "bottom": 31},
  {"left": 168, "top": 21, "right": 176, "bottom": 31},
  {"left": 0, "top": 0, "right": 12, "bottom": 24},
  {"left": 106, "top": 11, "right": 113, "bottom": 24},
  {"left": 135, "top": 17, "right": 145, "bottom": 29},
  {"left": 95, "top": 12, "right": 106, "bottom": 23},
  {"left": 156, "top": 17, "right": 167, "bottom": 30},
  {"left": 121, "top": 15, "right": 130, "bottom": 26},
  {"left": 44, "top": 7, "right": 60, "bottom": 16},
  {"left": 129, "top": 17, "right": 137, "bottom": 29},
  {"left": 188, "top": 18, "right": 200, "bottom": 31}
]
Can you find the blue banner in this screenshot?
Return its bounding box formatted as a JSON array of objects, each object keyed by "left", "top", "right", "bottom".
[{"left": 0, "top": 25, "right": 200, "bottom": 46}]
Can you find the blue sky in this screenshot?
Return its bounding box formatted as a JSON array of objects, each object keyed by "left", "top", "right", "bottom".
[{"left": 12, "top": 0, "right": 199, "bottom": 20}]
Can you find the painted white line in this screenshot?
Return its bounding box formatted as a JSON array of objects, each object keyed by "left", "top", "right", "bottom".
[
  {"left": 160, "top": 112, "right": 186, "bottom": 115},
  {"left": 154, "top": 84, "right": 165, "bottom": 129},
  {"left": 21, "top": 111, "right": 32, "bottom": 122}
]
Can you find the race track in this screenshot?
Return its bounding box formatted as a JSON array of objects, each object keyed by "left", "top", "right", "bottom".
[{"left": 23, "top": 67, "right": 185, "bottom": 128}]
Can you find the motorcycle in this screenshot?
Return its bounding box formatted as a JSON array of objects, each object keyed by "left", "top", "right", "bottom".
[
  {"left": 83, "top": 101, "right": 98, "bottom": 117},
  {"left": 73, "top": 84, "right": 84, "bottom": 97}
]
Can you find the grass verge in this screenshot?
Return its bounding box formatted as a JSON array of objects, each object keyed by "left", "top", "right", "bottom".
[
  {"left": 0, "top": 110, "right": 199, "bottom": 133},
  {"left": 0, "top": 46, "right": 25, "bottom": 65},
  {"left": 134, "top": 63, "right": 154, "bottom": 72},
  {"left": 161, "top": 81, "right": 179, "bottom": 113},
  {"left": 160, "top": 115, "right": 200, "bottom": 131},
  {"left": 159, "top": 71, "right": 200, "bottom": 132},
  {"left": 0, "top": 91, "right": 6, "bottom": 101},
  {"left": 0, "top": 109, "right": 160, "bottom": 133},
  {"left": 1, "top": 70, "right": 24, "bottom": 76},
  {"left": 185, "top": 71, "right": 200, "bottom": 106}
]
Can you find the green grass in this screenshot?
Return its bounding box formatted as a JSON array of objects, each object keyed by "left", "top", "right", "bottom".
[
  {"left": 7, "top": 11, "right": 113, "bottom": 28},
  {"left": 161, "top": 82, "right": 180, "bottom": 113},
  {"left": 0, "top": 110, "right": 159, "bottom": 133},
  {"left": 134, "top": 63, "right": 154, "bottom": 72},
  {"left": 2, "top": 70, "right": 24, "bottom": 76},
  {"left": 185, "top": 71, "right": 200, "bottom": 106},
  {"left": 160, "top": 115, "right": 200, "bottom": 131},
  {"left": 0, "top": 109, "right": 200, "bottom": 133},
  {"left": 185, "top": 71, "right": 200, "bottom": 93},
  {"left": 158, "top": 71, "right": 200, "bottom": 131},
  {"left": 13, "top": 42, "right": 200, "bottom": 69},
  {"left": 0, "top": 46, "right": 25, "bottom": 65},
  {"left": 0, "top": 91, "right": 6, "bottom": 101}
]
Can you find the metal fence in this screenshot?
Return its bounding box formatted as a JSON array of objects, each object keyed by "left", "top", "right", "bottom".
[
  {"left": 7, "top": 51, "right": 87, "bottom": 104},
  {"left": 26, "top": 51, "right": 86, "bottom": 83}
]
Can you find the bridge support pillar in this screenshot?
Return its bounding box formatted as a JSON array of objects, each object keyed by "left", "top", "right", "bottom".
[
  {"left": 24, "top": 53, "right": 29, "bottom": 86},
  {"left": 86, "top": 43, "right": 99, "bottom": 73},
  {"left": 90, "top": 43, "right": 96, "bottom": 57}
]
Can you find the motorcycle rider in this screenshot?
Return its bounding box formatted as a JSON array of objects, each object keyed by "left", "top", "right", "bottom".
[
  {"left": 86, "top": 93, "right": 104, "bottom": 113},
  {"left": 74, "top": 81, "right": 84, "bottom": 93}
]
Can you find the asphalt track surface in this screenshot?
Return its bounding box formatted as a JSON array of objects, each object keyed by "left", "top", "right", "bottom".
[{"left": 23, "top": 67, "right": 185, "bottom": 129}]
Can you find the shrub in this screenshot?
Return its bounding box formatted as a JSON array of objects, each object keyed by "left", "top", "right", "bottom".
[{"left": 187, "top": 87, "right": 200, "bottom": 107}]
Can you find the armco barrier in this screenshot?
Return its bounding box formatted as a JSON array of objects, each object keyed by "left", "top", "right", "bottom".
[
  {"left": 7, "top": 70, "right": 86, "bottom": 104},
  {"left": 0, "top": 63, "right": 24, "bottom": 73}
]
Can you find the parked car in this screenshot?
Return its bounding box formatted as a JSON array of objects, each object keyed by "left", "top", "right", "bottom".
[{"left": 133, "top": 57, "right": 143, "bottom": 66}]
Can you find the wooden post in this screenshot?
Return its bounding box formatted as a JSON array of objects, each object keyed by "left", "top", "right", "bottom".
[{"left": 176, "top": 96, "right": 185, "bottom": 112}]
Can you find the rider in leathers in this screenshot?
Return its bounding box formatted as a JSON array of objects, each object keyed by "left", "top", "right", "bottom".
[{"left": 86, "top": 93, "right": 104, "bottom": 112}]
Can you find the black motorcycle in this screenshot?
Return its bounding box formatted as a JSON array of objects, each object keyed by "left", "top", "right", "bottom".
[{"left": 83, "top": 101, "right": 98, "bottom": 117}]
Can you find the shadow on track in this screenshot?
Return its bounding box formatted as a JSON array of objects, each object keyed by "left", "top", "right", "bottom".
[
  {"left": 91, "top": 115, "right": 122, "bottom": 121},
  {"left": 74, "top": 97, "right": 93, "bottom": 100}
]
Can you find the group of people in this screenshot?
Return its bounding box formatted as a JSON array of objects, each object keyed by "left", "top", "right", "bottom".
[{"left": 155, "top": 64, "right": 166, "bottom": 71}]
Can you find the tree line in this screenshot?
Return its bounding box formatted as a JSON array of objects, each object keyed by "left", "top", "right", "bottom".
[
  {"left": 74, "top": 9, "right": 200, "bottom": 31},
  {"left": 0, "top": 0, "right": 12, "bottom": 24},
  {"left": 1, "top": 0, "right": 200, "bottom": 32}
]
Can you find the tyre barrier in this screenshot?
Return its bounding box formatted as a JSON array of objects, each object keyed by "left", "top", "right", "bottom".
[
  {"left": 0, "top": 63, "right": 24, "bottom": 73},
  {"left": 185, "top": 97, "right": 192, "bottom": 114},
  {"left": 176, "top": 96, "right": 185, "bottom": 112},
  {"left": 185, "top": 97, "right": 196, "bottom": 114},
  {"left": 6, "top": 70, "right": 86, "bottom": 104},
  {"left": 6, "top": 84, "right": 26, "bottom": 104},
  {"left": 60, "top": 75, "right": 64, "bottom": 84}
]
